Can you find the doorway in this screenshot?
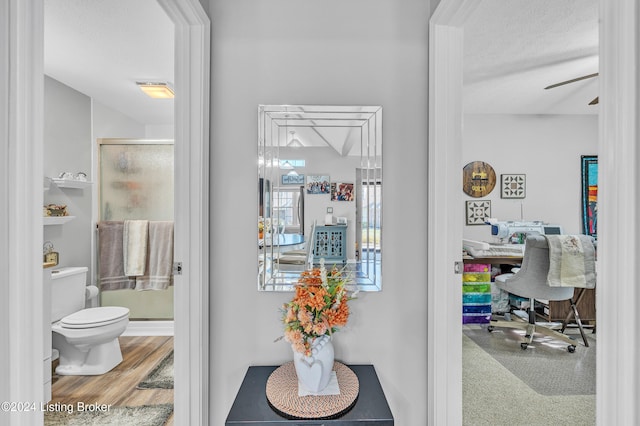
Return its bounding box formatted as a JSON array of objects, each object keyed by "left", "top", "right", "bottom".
[
  {"left": 4, "top": 0, "right": 209, "bottom": 424},
  {"left": 429, "top": 0, "right": 640, "bottom": 424}
]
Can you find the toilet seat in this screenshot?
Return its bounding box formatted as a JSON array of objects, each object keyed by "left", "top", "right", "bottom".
[{"left": 60, "top": 306, "right": 130, "bottom": 329}]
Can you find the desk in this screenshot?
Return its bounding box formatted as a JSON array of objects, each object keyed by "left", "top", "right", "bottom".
[
  {"left": 463, "top": 255, "right": 523, "bottom": 265},
  {"left": 226, "top": 364, "right": 394, "bottom": 425}
]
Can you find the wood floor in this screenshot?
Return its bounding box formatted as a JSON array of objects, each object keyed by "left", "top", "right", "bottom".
[{"left": 49, "top": 336, "right": 174, "bottom": 425}]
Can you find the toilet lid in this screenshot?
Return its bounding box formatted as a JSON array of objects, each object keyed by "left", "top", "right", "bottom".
[{"left": 61, "top": 306, "right": 129, "bottom": 329}]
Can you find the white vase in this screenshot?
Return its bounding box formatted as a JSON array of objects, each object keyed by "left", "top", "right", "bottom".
[{"left": 293, "top": 335, "right": 334, "bottom": 393}]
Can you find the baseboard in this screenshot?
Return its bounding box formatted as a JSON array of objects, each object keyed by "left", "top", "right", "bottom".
[{"left": 123, "top": 320, "right": 174, "bottom": 336}]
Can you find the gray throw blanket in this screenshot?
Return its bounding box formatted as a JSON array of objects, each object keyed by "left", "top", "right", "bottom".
[{"left": 545, "top": 235, "right": 596, "bottom": 288}]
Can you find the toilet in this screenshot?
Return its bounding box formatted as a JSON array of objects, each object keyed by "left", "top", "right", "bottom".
[{"left": 50, "top": 267, "right": 129, "bottom": 375}]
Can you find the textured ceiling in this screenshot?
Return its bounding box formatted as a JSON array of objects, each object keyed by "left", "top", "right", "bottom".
[
  {"left": 463, "top": 0, "right": 599, "bottom": 115},
  {"left": 43, "top": 0, "right": 598, "bottom": 124},
  {"left": 44, "top": 0, "right": 174, "bottom": 125}
]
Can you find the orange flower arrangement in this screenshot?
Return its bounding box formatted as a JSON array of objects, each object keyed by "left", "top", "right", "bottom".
[{"left": 281, "top": 259, "right": 356, "bottom": 356}]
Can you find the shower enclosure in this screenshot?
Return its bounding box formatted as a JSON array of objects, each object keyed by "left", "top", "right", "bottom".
[{"left": 98, "top": 138, "right": 174, "bottom": 320}]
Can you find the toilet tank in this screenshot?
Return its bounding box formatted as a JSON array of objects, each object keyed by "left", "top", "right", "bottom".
[{"left": 50, "top": 267, "right": 89, "bottom": 323}]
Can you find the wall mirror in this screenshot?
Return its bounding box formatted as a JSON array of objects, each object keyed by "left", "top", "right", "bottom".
[{"left": 258, "top": 105, "right": 382, "bottom": 291}]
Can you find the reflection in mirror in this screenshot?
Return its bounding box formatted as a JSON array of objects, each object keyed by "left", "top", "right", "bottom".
[{"left": 258, "top": 105, "right": 382, "bottom": 291}]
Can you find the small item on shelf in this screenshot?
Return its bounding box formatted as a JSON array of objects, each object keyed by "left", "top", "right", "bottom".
[
  {"left": 43, "top": 241, "right": 59, "bottom": 266},
  {"left": 58, "top": 171, "right": 75, "bottom": 180},
  {"left": 44, "top": 204, "right": 68, "bottom": 217}
]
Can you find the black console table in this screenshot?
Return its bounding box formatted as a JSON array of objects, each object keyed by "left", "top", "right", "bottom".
[{"left": 226, "top": 364, "right": 394, "bottom": 425}]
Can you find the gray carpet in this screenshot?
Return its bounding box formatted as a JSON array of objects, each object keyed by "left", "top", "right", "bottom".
[
  {"left": 463, "top": 333, "right": 595, "bottom": 425},
  {"left": 44, "top": 404, "right": 173, "bottom": 426},
  {"left": 463, "top": 324, "right": 595, "bottom": 396},
  {"left": 137, "top": 351, "right": 174, "bottom": 390}
]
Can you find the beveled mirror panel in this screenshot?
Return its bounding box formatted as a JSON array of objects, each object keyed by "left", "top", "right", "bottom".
[{"left": 258, "top": 105, "right": 382, "bottom": 291}]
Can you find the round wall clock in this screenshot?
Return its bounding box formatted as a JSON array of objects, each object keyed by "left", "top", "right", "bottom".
[{"left": 462, "top": 161, "right": 496, "bottom": 197}]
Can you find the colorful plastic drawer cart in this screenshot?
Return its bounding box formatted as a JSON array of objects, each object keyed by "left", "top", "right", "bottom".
[{"left": 462, "top": 263, "right": 492, "bottom": 324}]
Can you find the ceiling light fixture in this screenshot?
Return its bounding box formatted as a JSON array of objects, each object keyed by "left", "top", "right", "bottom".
[
  {"left": 287, "top": 131, "right": 303, "bottom": 147},
  {"left": 136, "top": 82, "right": 174, "bottom": 99},
  {"left": 280, "top": 160, "right": 294, "bottom": 170}
]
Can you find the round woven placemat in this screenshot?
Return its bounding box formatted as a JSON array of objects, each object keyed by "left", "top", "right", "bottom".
[{"left": 265, "top": 361, "right": 359, "bottom": 420}]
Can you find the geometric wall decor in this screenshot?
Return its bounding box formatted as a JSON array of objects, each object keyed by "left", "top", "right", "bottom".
[
  {"left": 500, "top": 174, "right": 526, "bottom": 199},
  {"left": 465, "top": 200, "right": 491, "bottom": 225}
]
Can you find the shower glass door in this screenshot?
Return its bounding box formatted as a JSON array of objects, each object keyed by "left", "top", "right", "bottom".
[{"left": 98, "top": 139, "right": 174, "bottom": 319}]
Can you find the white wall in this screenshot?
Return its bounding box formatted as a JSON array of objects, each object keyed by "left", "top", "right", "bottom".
[
  {"left": 208, "top": 0, "right": 429, "bottom": 424},
  {"left": 462, "top": 114, "right": 598, "bottom": 241},
  {"left": 43, "top": 76, "right": 93, "bottom": 279},
  {"left": 92, "top": 100, "right": 145, "bottom": 139}
]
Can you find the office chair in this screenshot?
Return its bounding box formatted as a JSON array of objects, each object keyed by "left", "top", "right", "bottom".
[{"left": 488, "top": 234, "right": 595, "bottom": 352}]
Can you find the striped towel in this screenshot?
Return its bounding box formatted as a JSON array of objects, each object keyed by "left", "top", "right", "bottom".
[
  {"left": 123, "top": 220, "right": 149, "bottom": 276},
  {"left": 545, "top": 235, "right": 596, "bottom": 288},
  {"left": 135, "top": 221, "right": 174, "bottom": 291}
]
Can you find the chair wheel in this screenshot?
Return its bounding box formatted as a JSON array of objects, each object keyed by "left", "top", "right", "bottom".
[
  {"left": 487, "top": 326, "right": 494, "bottom": 332},
  {"left": 520, "top": 343, "right": 528, "bottom": 350},
  {"left": 568, "top": 345, "right": 576, "bottom": 353}
]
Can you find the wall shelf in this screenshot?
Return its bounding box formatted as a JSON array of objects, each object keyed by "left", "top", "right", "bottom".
[
  {"left": 43, "top": 216, "right": 76, "bottom": 226},
  {"left": 50, "top": 178, "right": 92, "bottom": 189}
]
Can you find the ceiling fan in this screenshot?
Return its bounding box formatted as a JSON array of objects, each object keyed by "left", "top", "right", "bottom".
[{"left": 544, "top": 72, "right": 599, "bottom": 105}]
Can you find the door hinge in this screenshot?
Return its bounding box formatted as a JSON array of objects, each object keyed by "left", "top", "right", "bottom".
[
  {"left": 173, "top": 262, "right": 183, "bottom": 275},
  {"left": 454, "top": 261, "right": 464, "bottom": 274}
]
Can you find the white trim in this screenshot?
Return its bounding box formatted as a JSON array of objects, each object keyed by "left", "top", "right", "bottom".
[
  {"left": 428, "top": 1, "right": 479, "bottom": 424},
  {"left": 2, "top": 0, "right": 46, "bottom": 424},
  {"left": 597, "top": 0, "right": 640, "bottom": 423},
  {"left": 157, "top": 1, "right": 210, "bottom": 425},
  {"left": 122, "top": 320, "right": 175, "bottom": 337}
]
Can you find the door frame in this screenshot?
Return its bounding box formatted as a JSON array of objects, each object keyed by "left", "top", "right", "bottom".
[
  {"left": 158, "top": 1, "right": 210, "bottom": 423},
  {"left": 1, "top": 0, "right": 210, "bottom": 424},
  {"left": 428, "top": 0, "right": 640, "bottom": 424},
  {"left": 427, "top": 1, "right": 478, "bottom": 424}
]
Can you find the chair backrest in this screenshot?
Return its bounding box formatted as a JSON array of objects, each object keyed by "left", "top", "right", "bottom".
[
  {"left": 305, "top": 220, "right": 317, "bottom": 266},
  {"left": 504, "top": 235, "right": 584, "bottom": 301}
]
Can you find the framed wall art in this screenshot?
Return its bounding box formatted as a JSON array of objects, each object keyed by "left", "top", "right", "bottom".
[
  {"left": 330, "top": 182, "right": 354, "bottom": 201},
  {"left": 281, "top": 174, "right": 305, "bottom": 185},
  {"left": 466, "top": 200, "right": 491, "bottom": 225},
  {"left": 306, "top": 175, "right": 330, "bottom": 194},
  {"left": 462, "top": 161, "right": 496, "bottom": 198},
  {"left": 581, "top": 155, "right": 598, "bottom": 238},
  {"left": 500, "top": 174, "right": 526, "bottom": 199}
]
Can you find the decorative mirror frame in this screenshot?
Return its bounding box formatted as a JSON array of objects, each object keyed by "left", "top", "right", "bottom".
[{"left": 258, "top": 105, "right": 382, "bottom": 292}]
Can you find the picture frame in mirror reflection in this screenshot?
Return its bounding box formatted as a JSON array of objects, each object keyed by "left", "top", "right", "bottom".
[
  {"left": 257, "top": 105, "right": 382, "bottom": 292},
  {"left": 281, "top": 174, "right": 305, "bottom": 185},
  {"left": 306, "top": 175, "right": 330, "bottom": 194}
]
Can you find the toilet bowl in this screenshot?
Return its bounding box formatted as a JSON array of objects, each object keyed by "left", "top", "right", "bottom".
[
  {"left": 52, "top": 306, "right": 129, "bottom": 375},
  {"left": 50, "top": 267, "right": 130, "bottom": 375}
]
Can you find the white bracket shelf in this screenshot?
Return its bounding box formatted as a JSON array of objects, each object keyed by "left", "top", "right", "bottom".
[
  {"left": 50, "top": 178, "right": 93, "bottom": 189},
  {"left": 43, "top": 216, "right": 76, "bottom": 226}
]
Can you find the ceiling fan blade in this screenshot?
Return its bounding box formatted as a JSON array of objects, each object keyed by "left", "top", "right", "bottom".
[
  {"left": 544, "top": 73, "right": 599, "bottom": 90},
  {"left": 589, "top": 96, "right": 599, "bottom": 105}
]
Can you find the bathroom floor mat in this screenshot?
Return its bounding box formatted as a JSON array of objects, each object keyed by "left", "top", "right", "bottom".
[
  {"left": 44, "top": 403, "right": 173, "bottom": 426},
  {"left": 137, "top": 350, "right": 174, "bottom": 389}
]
